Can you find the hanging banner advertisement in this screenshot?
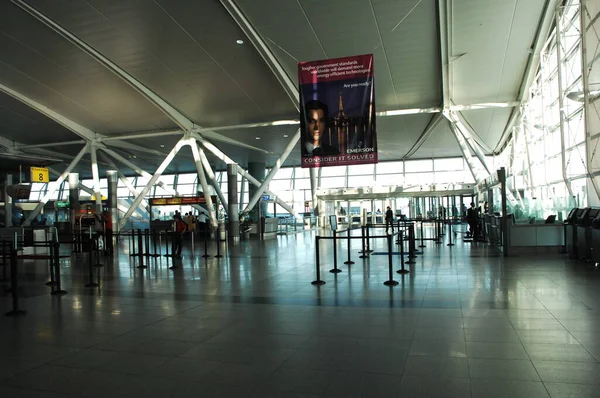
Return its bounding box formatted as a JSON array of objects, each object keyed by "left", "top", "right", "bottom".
[{"left": 298, "top": 54, "right": 378, "bottom": 168}]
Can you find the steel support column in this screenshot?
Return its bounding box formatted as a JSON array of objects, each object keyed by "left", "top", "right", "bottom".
[
  {"left": 68, "top": 173, "right": 80, "bottom": 225},
  {"left": 243, "top": 128, "right": 300, "bottom": 215},
  {"left": 198, "top": 148, "right": 228, "bottom": 212},
  {"left": 99, "top": 147, "right": 180, "bottom": 196},
  {"left": 90, "top": 145, "right": 103, "bottom": 213},
  {"left": 227, "top": 164, "right": 239, "bottom": 240},
  {"left": 239, "top": 177, "right": 246, "bottom": 213},
  {"left": 193, "top": 133, "right": 302, "bottom": 220},
  {"left": 449, "top": 121, "right": 480, "bottom": 182},
  {"left": 99, "top": 154, "right": 151, "bottom": 214},
  {"left": 556, "top": 10, "right": 577, "bottom": 199},
  {"left": 106, "top": 170, "right": 118, "bottom": 233},
  {"left": 118, "top": 138, "right": 186, "bottom": 230},
  {"left": 580, "top": 0, "right": 600, "bottom": 203},
  {"left": 25, "top": 143, "right": 90, "bottom": 225},
  {"left": 189, "top": 138, "right": 217, "bottom": 227},
  {"left": 4, "top": 174, "right": 12, "bottom": 227}
]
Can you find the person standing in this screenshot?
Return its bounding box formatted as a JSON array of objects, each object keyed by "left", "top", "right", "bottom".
[
  {"left": 171, "top": 215, "right": 186, "bottom": 261},
  {"left": 185, "top": 212, "right": 195, "bottom": 235},
  {"left": 466, "top": 202, "right": 477, "bottom": 238},
  {"left": 385, "top": 206, "right": 394, "bottom": 234},
  {"left": 103, "top": 211, "right": 113, "bottom": 255}
]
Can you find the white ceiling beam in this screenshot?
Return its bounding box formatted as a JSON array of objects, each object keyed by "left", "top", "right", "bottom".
[
  {"left": 10, "top": 0, "right": 195, "bottom": 132},
  {"left": 15, "top": 140, "right": 87, "bottom": 149},
  {"left": 438, "top": 0, "right": 451, "bottom": 108},
  {"left": 494, "top": 0, "right": 561, "bottom": 153},
  {"left": 402, "top": 113, "right": 444, "bottom": 159},
  {"left": 0, "top": 83, "right": 171, "bottom": 157},
  {"left": 12, "top": 0, "right": 284, "bottom": 160},
  {"left": 0, "top": 83, "right": 97, "bottom": 141},
  {"left": 451, "top": 111, "right": 494, "bottom": 154},
  {"left": 219, "top": 0, "right": 299, "bottom": 110},
  {"left": 0, "top": 136, "right": 18, "bottom": 151}
]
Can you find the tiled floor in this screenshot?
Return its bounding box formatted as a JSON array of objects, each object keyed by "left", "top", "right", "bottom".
[{"left": 1, "top": 227, "right": 600, "bottom": 397}]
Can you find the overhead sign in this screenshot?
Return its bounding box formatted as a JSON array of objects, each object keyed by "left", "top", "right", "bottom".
[
  {"left": 298, "top": 54, "right": 378, "bottom": 168},
  {"left": 6, "top": 184, "right": 31, "bottom": 200},
  {"left": 261, "top": 194, "right": 270, "bottom": 201},
  {"left": 30, "top": 167, "right": 49, "bottom": 183},
  {"left": 151, "top": 196, "right": 204, "bottom": 206},
  {"left": 55, "top": 201, "right": 70, "bottom": 209}
]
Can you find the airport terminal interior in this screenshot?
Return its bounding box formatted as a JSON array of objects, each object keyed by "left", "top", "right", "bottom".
[{"left": 2, "top": 0, "right": 600, "bottom": 396}]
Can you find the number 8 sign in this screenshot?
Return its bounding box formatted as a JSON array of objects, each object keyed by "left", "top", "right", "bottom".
[{"left": 30, "top": 167, "right": 50, "bottom": 183}]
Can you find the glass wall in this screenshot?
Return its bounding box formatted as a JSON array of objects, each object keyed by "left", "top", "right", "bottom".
[
  {"left": 499, "top": 0, "right": 587, "bottom": 221},
  {"left": 27, "top": 157, "right": 474, "bottom": 218}
]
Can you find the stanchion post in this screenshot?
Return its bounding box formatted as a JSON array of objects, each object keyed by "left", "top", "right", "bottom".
[
  {"left": 419, "top": 221, "right": 426, "bottom": 248},
  {"left": 137, "top": 229, "right": 147, "bottom": 268},
  {"left": 202, "top": 223, "right": 210, "bottom": 258},
  {"left": 330, "top": 231, "right": 341, "bottom": 273},
  {"left": 144, "top": 229, "right": 151, "bottom": 257},
  {"left": 344, "top": 229, "right": 355, "bottom": 265},
  {"left": 129, "top": 229, "right": 137, "bottom": 257},
  {"left": 1, "top": 241, "right": 7, "bottom": 281},
  {"left": 215, "top": 224, "right": 223, "bottom": 258},
  {"left": 191, "top": 231, "right": 195, "bottom": 257},
  {"left": 384, "top": 234, "right": 399, "bottom": 286},
  {"left": 5, "top": 247, "right": 26, "bottom": 316},
  {"left": 94, "top": 234, "right": 103, "bottom": 268},
  {"left": 311, "top": 236, "right": 326, "bottom": 285},
  {"left": 151, "top": 229, "right": 159, "bottom": 257},
  {"left": 447, "top": 221, "right": 455, "bottom": 246},
  {"left": 405, "top": 224, "right": 416, "bottom": 264},
  {"left": 51, "top": 241, "right": 67, "bottom": 295},
  {"left": 46, "top": 241, "right": 57, "bottom": 288},
  {"left": 359, "top": 226, "right": 368, "bottom": 259},
  {"left": 396, "top": 230, "right": 410, "bottom": 274},
  {"left": 164, "top": 229, "right": 171, "bottom": 258},
  {"left": 157, "top": 230, "right": 163, "bottom": 256},
  {"left": 84, "top": 233, "right": 99, "bottom": 287},
  {"left": 366, "top": 225, "right": 372, "bottom": 253}
]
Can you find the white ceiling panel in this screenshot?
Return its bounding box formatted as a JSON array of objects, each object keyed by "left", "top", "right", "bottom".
[
  {"left": 236, "top": 0, "right": 441, "bottom": 111},
  {"left": 27, "top": 0, "right": 297, "bottom": 128},
  {"left": 0, "top": 91, "right": 78, "bottom": 145},
  {"left": 461, "top": 108, "right": 513, "bottom": 151},
  {"left": 410, "top": 119, "right": 462, "bottom": 159},
  {"left": 452, "top": 0, "right": 546, "bottom": 105},
  {"left": 371, "top": 0, "right": 441, "bottom": 109},
  {"left": 377, "top": 113, "right": 435, "bottom": 160},
  {"left": 0, "top": 1, "right": 175, "bottom": 134}
]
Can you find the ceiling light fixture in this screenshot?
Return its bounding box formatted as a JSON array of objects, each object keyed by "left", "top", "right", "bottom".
[
  {"left": 255, "top": 137, "right": 260, "bottom": 140},
  {"left": 283, "top": 134, "right": 289, "bottom": 138},
  {"left": 236, "top": 39, "right": 244, "bottom": 45},
  {"left": 160, "top": 144, "right": 165, "bottom": 148}
]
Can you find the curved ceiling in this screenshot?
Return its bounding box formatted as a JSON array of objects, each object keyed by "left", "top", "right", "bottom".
[{"left": 0, "top": 0, "right": 553, "bottom": 177}]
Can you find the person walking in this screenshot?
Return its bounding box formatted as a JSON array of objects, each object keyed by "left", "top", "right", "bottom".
[{"left": 385, "top": 206, "right": 394, "bottom": 234}]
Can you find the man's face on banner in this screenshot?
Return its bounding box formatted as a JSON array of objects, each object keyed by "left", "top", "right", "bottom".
[{"left": 307, "top": 108, "right": 326, "bottom": 144}]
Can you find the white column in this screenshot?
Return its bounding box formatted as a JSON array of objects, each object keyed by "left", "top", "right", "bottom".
[
  {"left": 4, "top": 174, "right": 12, "bottom": 227},
  {"left": 239, "top": 177, "right": 245, "bottom": 213},
  {"left": 90, "top": 145, "right": 103, "bottom": 213},
  {"left": 194, "top": 132, "right": 302, "bottom": 220},
  {"left": 198, "top": 147, "right": 228, "bottom": 211},
  {"left": 99, "top": 147, "right": 180, "bottom": 196},
  {"left": 189, "top": 138, "right": 217, "bottom": 227},
  {"left": 244, "top": 128, "right": 300, "bottom": 214},
  {"left": 118, "top": 138, "right": 186, "bottom": 230},
  {"left": 25, "top": 143, "right": 90, "bottom": 225}
]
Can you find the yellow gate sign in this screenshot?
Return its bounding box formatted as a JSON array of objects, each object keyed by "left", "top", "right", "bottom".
[{"left": 30, "top": 167, "right": 49, "bottom": 183}]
